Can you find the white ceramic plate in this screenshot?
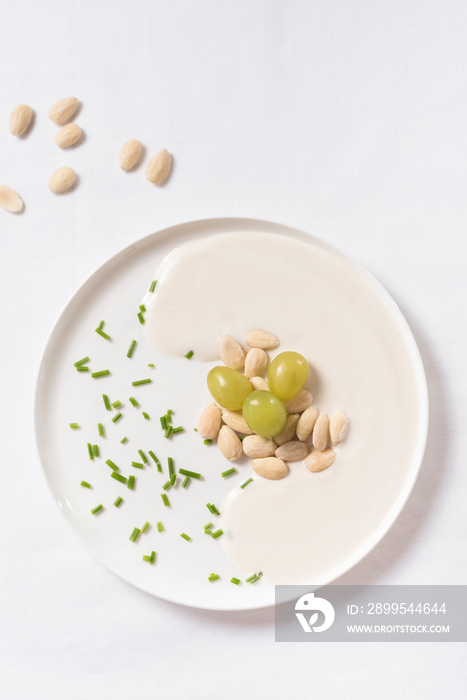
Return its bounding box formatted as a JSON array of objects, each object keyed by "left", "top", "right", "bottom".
[{"left": 35, "top": 218, "right": 428, "bottom": 611}]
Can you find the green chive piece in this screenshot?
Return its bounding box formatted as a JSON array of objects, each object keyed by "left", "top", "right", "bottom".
[
  {"left": 113, "top": 496, "right": 123, "bottom": 507},
  {"left": 184, "top": 350, "right": 194, "bottom": 359},
  {"left": 161, "top": 493, "right": 169, "bottom": 507},
  {"left": 103, "top": 394, "right": 111, "bottom": 411},
  {"left": 167, "top": 457, "right": 174, "bottom": 477},
  {"left": 245, "top": 572, "right": 263, "bottom": 584},
  {"left": 157, "top": 521, "right": 164, "bottom": 533},
  {"left": 106, "top": 459, "right": 119, "bottom": 471},
  {"left": 74, "top": 356, "right": 89, "bottom": 367},
  {"left": 98, "top": 423, "right": 104, "bottom": 437},
  {"left": 211, "top": 504, "right": 220, "bottom": 515},
  {"left": 149, "top": 280, "right": 157, "bottom": 292},
  {"left": 132, "top": 378, "right": 151, "bottom": 386},
  {"left": 149, "top": 550, "right": 156, "bottom": 565},
  {"left": 165, "top": 426, "right": 173, "bottom": 439},
  {"left": 206, "top": 503, "right": 215, "bottom": 514},
  {"left": 162, "top": 480, "right": 171, "bottom": 490},
  {"left": 180, "top": 533, "right": 191, "bottom": 542},
  {"left": 138, "top": 449, "right": 148, "bottom": 464},
  {"left": 87, "top": 443, "right": 94, "bottom": 461},
  {"left": 211, "top": 529, "right": 223, "bottom": 540},
  {"left": 179, "top": 468, "right": 201, "bottom": 480},
  {"left": 139, "top": 304, "right": 146, "bottom": 312},
  {"left": 203, "top": 522, "right": 213, "bottom": 531},
  {"left": 131, "top": 461, "right": 144, "bottom": 469},
  {"left": 241, "top": 478, "right": 253, "bottom": 489},
  {"left": 80, "top": 480, "right": 92, "bottom": 488},
  {"left": 95, "top": 328, "right": 111, "bottom": 340},
  {"left": 170, "top": 474, "right": 176, "bottom": 486},
  {"left": 76, "top": 366, "right": 89, "bottom": 372},
  {"left": 204, "top": 439, "right": 212, "bottom": 445},
  {"left": 194, "top": 428, "right": 198, "bottom": 432},
  {"left": 166, "top": 409, "right": 173, "bottom": 416},
  {"left": 69, "top": 423, "right": 79, "bottom": 429},
  {"left": 142, "top": 555, "right": 151, "bottom": 562},
  {"left": 129, "top": 527, "right": 141, "bottom": 542},
  {"left": 91, "top": 370, "right": 110, "bottom": 378},
  {"left": 141, "top": 521, "right": 150, "bottom": 534},
  {"left": 127, "top": 475, "right": 135, "bottom": 490},
  {"left": 121, "top": 436, "right": 128, "bottom": 444},
  {"left": 111, "top": 400, "right": 122, "bottom": 409},
  {"left": 172, "top": 426, "right": 184, "bottom": 434},
  {"left": 98, "top": 320, "right": 104, "bottom": 330},
  {"left": 231, "top": 577, "right": 241, "bottom": 585},
  {"left": 112, "top": 412, "right": 122, "bottom": 423},
  {"left": 142, "top": 411, "right": 150, "bottom": 420},
  {"left": 181, "top": 476, "right": 190, "bottom": 488},
  {"left": 137, "top": 312, "right": 145, "bottom": 325},
  {"left": 208, "top": 573, "right": 219, "bottom": 582},
  {"left": 127, "top": 339, "right": 137, "bottom": 358},
  {"left": 148, "top": 363, "right": 154, "bottom": 368},
  {"left": 222, "top": 468, "right": 236, "bottom": 478},
  {"left": 148, "top": 450, "right": 159, "bottom": 465},
  {"left": 91, "top": 504, "right": 104, "bottom": 515},
  {"left": 160, "top": 416, "right": 167, "bottom": 430},
  {"left": 92, "top": 444, "right": 99, "bottom": 457},
  {"left": 111, "top": 472, "right": 127, "bottom": 484},
  {"left": 239, "top": 435, "right": 245, "bottom": 442}
]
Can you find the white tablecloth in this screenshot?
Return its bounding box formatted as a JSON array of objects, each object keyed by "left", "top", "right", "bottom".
[{"left": 1, "top": 1, "right": 466, "bottom": 697}]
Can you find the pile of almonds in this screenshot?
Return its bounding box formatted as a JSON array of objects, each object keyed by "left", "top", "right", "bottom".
[
  {"left": 0, "top": 97, "right": 172, "bottom": 213},
  {"left": 198, "top": 330, "right": 349, "bottom": 480}
]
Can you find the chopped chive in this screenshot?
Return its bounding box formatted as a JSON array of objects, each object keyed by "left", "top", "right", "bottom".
[
  {"left": 170, "top": 474, "right": 176, "bottom": 486},
  {"left": 121, "top": 436, "right": 128, "bottom": 444},
  {"left": 149, "top": 550, "right": 156, "bottom": 565},
  {"left": 129, "top": 527, "right": 141, "bottom": 542},
  {"left": 142, "top": 555, "right": 151, "bottom": 562},
  {"left": 246, "top": 572, "right": 263, "bottom": 584},
  {"left": 69, "top": 423, "right": 79, "bottom": 429},
  {"left": 112, "top": 412, "right": 122, "bottom": 423},
  {"left": 127, "top": 475, "right": 135, "bottom": 490},
  {"left": 181, "top": 476, "right": 190, "bottom": 488},
  {"left": 111, "top": 400, "right": 122, "bottom": 409},
  {"left": 241, "top": 478, "right": 253, "bottom": 489},
  {"left": 156, "top": 462, "right": 162, "bottom": 473},
  {"left": 239, "top": 435, "right": 245, "bottom": 442},
  {"left": 184, "top": 350, "right": 194, "bottom": 359},
  {"left": 138, "top": 449, "right": 148, "bottom": 464},
  {"left": 167, "top": 457, "right": 174, "bottom": 477},
  {"left": 74, "top": 356, "right": 89, "bottom": 367},
  {"left": 132, "top": 378, "right": 151, "bottom": 386},
  {"left": 149, "top": 280, "right": 157, "bottom": 292},
  {"left": 141, "top": 521, "right": 150, "bottom": 534},
  {"left": 137, "top": 312, "right": 145, "bottom": 325},
  {"left": 194, "top": 428, "right": 198, "bottom": 432},
  {"left": 80, "top": 480, "right": 92, "bottom": 488},
  {"left": 210, "top": 504, "right": 220, "bottom": 515},
  {"left": 162, "top": 480, "right": 171, "bottom": 490},
  {"left": 92, "top": 444, "right": 99, "bottom": 457},
  {"left": 87, "top": 443, "right": 94, "bottom": 461},
  {"left": 203, "top": 522, "right": 213, "bottom": 531},
  {"left": 76, "top": 366, "right": 89, "bottom": 372},
  {"left": 95, "top": 328, "right": 111, "bottom": 340},
  {"left": 103, "top": 394, "right": 111, "bottom": 411},
  {"left": 206, "top": 503, "right": 215, "bottom": 514},
  {"left": 160, "top": 416, "right": 167, "bottom": 430},
  {"left": 111, "top": 472, "right": 127, "bottom": 484},
  {"left": 204, "top": 439, "right": 212, "bottom": 445},
  {"left": 164, "top": 412, "right": 172, "bottom": 424},
  {"left": 148, "top": 363, "right": 154, "bottom": 368},
  {"left": 172, "top": 426, "right": 184, "bottom": 434},
  {"left": 139, "top": 304, "right": 146, "bottom": 312},
  {"left": 97, "top": 320, "right": 104, "bottom": 330},
  {"left": 91, "top": 504, "right": 104, "bottom": 515},
  {"left": 131, "top": 461, "right": 144, "bottom": 469},
  {"left": 165, "top": 426, "right": 173, "bottom": 439},
  {"left": 179, "top": 468, "right": 201, "bottom": 480},
  {"left": 148, "top": 450, "right": 159, "bottom": 465},
  {"left": 98, "top": 423, "right": 104, "bottom": 437},
  {"left": 157, "top": 521, "right": 164, "bottom": 533},
  {"left": 211, "top": 529, "right": 224, "bottom": 540},
  {"left": 180, "top": 533, "right": 191, "bottom": 542},
  {"left": 167, "top": 409, "right": 173, "bottom": 416},
  {"left": 161, "top": 493, "right": 170, "bottom": 507},
  {"left": 91, "top": 370, "right": 110, "bottom": 378},
  {"left": 106, "top": 459, "right": 119, "bottom": 471},
  {"left": 127, "top": 339, "right": 137, "bottom": 358},
  {"left": 113, "top": 496, "right": 123, "bottom": 507},
  {"left": 222, "top": 468, "right": 237, "bottom": 478},
  {"left": 208, "top": 573, "right": 219, "bottom": 582},
  {"left": 142, "top": 411, "right": 150, "bottom": 420},
  {"left": 127, "top": 398, "right": 139, "bottom": 411},
  {"left": 231, "top": 577, "right": 241, "bottom": 585}
]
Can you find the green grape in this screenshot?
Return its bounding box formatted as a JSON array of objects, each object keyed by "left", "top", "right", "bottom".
[
  {"left": 242, "top": 390, "right": 287, "bottom": 438},
  {"left": 267, "top": 351, "right": 309, "bottom": 401},
  {"left": 207, "top": 366, "right": 252, "bottom": 410}
]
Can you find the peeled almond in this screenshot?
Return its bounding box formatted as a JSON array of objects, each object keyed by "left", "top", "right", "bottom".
[
  {"left": 198, "top": 403, "right": 222, "bottom": 439},
  {"left": 251, "top": 457, "right": 288, "bottom": 480},
  {"left": 305, "top": 448, "right": 336, "bottom": 473},
  {"left": 222, "top": 410, "right": 254, "bottom": 435},
  {"left": 10, "top": 104, "right": 33, "bottom": 136},
  {"left": 0, "top": 185, "right": 23, "bottom": 213},
  {"left": 218, "top": 425, "right": 243, "bottom": 461},
  {"left": 48, "top": 167, "right": 76, "bottom": 194},
  {"left": 55, "top": 123, "right": 82, "bottom": 148},
  {"left": 244, "top": 348, "right": 268, "bottom": 379},
  {"left": 275, "top": 441, "right": 308, "bottom": 462},
  {"left": 284, "top": 389, "right": 314, "bottom": 414},
  {"left": 246, "top": 329, "right": 280, "bottom": 349},
  {"left": 312, "top": 413, "right": 330, "bottom": 451},
  {"left": 249, "top": 376, "right": 270, "bottom": 391},
  {"left": 242, "top": 435, "right": 276, "bottom": 459},
  {"left": 217, "top": 334, "right": 245, "bottom": 370},
  {"left": 330, "top": 411, "right": 349, "bottom": 445},
  {"left": 119, "top": 139, "right": 142, "bottom": 170},
  {"left": 48, "top": 97, "right": 79, "bottom": 125},
  {"left": 146, "top": 149, "right": 172, "bottom": 185}
]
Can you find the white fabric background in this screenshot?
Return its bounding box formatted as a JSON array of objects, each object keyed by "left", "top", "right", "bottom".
[{"left": 1, "top": 0, "right": 466, "bottom": 697}]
